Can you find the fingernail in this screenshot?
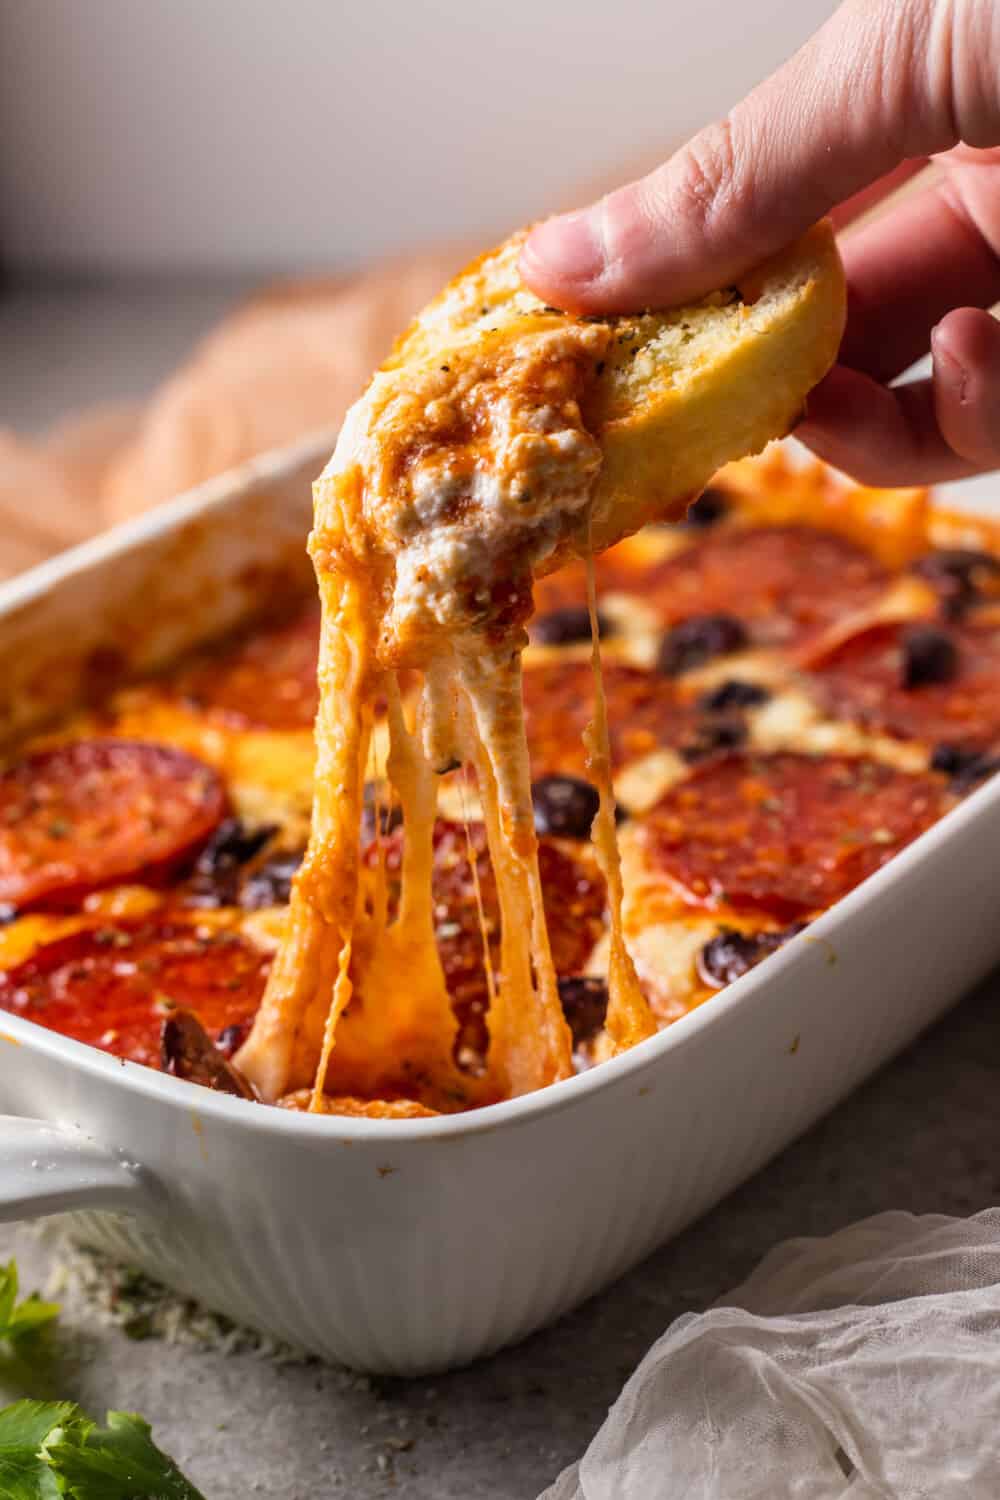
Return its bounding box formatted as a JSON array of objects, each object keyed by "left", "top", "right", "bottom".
[{"left": 524, "top": 209, "right": 606, "bottom": 284}]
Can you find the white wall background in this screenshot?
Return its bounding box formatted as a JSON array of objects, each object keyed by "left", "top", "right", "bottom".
[{"left": 0, "top": 0, "right": 837, "bottom": 276}]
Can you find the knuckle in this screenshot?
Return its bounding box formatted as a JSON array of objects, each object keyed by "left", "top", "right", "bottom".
[
  {"left": 662, "top": 118, "right": 740, "bottom": 239},
  {"left": 936, "top": 0, "right": 1000, "bottom": 147}
]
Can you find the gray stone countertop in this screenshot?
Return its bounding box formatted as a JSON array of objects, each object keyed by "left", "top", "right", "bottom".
[{"left": 2, "top": 280, "right": 999, "bottom": 1499}]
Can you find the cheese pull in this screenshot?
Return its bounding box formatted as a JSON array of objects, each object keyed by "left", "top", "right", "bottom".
[{"left": 237, "top": 220, "right": 845, "bottom": 1106}]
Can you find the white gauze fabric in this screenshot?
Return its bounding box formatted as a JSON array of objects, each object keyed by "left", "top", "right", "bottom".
[{"left": 542, "top": 1209, "right": 1000, "bottom": 1499}]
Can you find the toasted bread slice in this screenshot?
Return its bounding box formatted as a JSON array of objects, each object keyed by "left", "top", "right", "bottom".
[
  {"left": 316, "top": 221, "right": 844, "bottom": 660},
  {"left": 384, "top": 220, "right": 845, "bottom": 559}
]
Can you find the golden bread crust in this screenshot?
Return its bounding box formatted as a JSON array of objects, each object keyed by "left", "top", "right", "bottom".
[{"left": 376, "top": 220, "right": 845, "bottom": 569}]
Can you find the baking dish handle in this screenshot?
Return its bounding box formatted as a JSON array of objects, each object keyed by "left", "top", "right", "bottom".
[{"left": 0, "top": 1116, "right": 153, "bottom": 1222}]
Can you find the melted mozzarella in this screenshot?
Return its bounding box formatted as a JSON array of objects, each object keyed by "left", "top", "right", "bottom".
[{"left": 236, "top": 316, "right": 657, "bottom": 1107}]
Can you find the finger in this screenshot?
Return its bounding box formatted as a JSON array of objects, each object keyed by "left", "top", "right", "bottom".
[
  {"left": 797, "top": 315, "right": 1000, "bottom": 486},
  {"left": 828, "top": 159, "right": 931, "bottom": 232},
  {"left": 836, "top": 162, "right": 1000, "bottom": 381},
  {"left": 520, "top": 0, "right": 968, "bottom": 312},
  {"left": 932, "top": 307, "right": 1000, "bottom": 468},
  {"left": 797, "top": 367, "right": 973, "bottom": 486}
]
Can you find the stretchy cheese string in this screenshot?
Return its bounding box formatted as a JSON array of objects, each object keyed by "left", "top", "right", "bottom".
[
  {"left": 317, "top": 673, "right": 462, "bottom": 1105},
  {"left": 457, "top": 766, "right": 498, "bottom": 1021},
  {"left": 456, "top": 645, "right": 573, "bottom": 1095},
  {"left": 242, "top": 560, "right": 642, "bottom": 1102},
  {"left": 366, "top": 718, "right": 389, "bottom": 935},
  {"left": 306, "top": 717, "right": 392, "bottom": 1110},
  {"left": 309, "top": 937, "right": 354, "bottom": 1113},
  {"left": 369, "top": 678, "right": 456, "bottom": 1047},
  {"left": 235, "top": 566, "right": 375, "bottom": 1101},
  {"left": 583, "top": 541, "right": 657, "bottom": 1051},
  {"left": 367, "top": 805, "right": 390, "bottom": 942}
]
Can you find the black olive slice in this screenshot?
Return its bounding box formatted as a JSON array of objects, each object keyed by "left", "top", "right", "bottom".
[
  {"left": 531, "top": 606, "right": 611, "bottom": 646},
  {"left": 900, "top": 625, "right": 959, "bottom": 689},
  {"left": 698, "top": 678, "right": 771, "bottom": 713},
  {"left": 683, "top": 487, "right": 729, "bottom": 528},
  {"left": 216, "top": 1022, "right": 248, "bottom": 1057},
  {"left": 238, "top": 850, "right": 305, "bottom": 909},
  {"left": 557, "top": 974, "right": 608, "bottom": 1048},
  {"left": 930, "top": 743, "right": 1000, "bottom": 790},
  {"left": 912, "top": 548, "right": 1000, "bottom": 616},
  {"left": 185, "top": 817, "right": 278, "bottom": 907},
  {"left": 657, "top": 614, "right": 749, "bottom": 676},
  {"left": 698, "top": 923, "right": 806, "bottom": 988},
  {"left": 681, "top": 719, "right": 748, "bottom": 763},
  {"left": 531, "top": 775, "right": 600, "bottom": 839},
  {"left": 360, "top": 781, "right": 404, "bottom": 840}
]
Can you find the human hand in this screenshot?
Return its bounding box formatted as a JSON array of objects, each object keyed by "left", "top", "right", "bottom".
[{"left": 520, "top": 0, "right": 1000, "bottom": 486}]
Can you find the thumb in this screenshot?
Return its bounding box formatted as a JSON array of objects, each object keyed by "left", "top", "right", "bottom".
[{"left": 520, "top": 0, "right": 964, "bottom": 312}]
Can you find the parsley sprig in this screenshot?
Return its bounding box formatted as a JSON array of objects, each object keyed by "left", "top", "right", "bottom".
[
  {"left": 0, "top": 1263, "right": 60, "bottom": 1355},
  {"left": 0, "top": 1402, "right": 205, "bottom": 1499},
  {"left": 0, "top": 1261, "right": 205, "bottom": 1498}
]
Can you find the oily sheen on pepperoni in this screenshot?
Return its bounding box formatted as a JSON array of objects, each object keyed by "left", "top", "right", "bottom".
[
  {"left": 0, "top": 918, "right": 271, "bottom": 1068},
  {"left": 174, "top": 603, "right": 321, "bottom": 731},
  {"left": 644, "top": 525, "right": 888, "bottom": 647},
  {"left": 368, "top": 819, "right": 606, "bottom": 1063},
  {"left": 0, "top": 740, "right": 226, "bottom": 913},
  {"left": 811, "top": 620, "right": 1000, "bottom": 750},
  {"left": 641, "top": 752, "right": 950, "bottom": 918},
  {"left": 523, "top": 660, "right": 695, "bottom": 778}
]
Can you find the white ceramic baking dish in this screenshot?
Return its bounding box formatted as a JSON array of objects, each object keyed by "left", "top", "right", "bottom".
[{"left": 1, "top": 435, "right": 1000, "bottom": 1375}]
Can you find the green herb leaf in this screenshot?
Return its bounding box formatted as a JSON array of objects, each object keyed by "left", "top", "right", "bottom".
[
  {"left": 46, "top": 1410, "right": 206, "bottom": 1500},
  {"left": 0, "top": 1263, "right": 60, "bottom": 1354},
  {"left": 0, "top": 1399, "right": 79, "bottom": 1500},
  {"left": 0, "top": 1266, "right": 203, "bottom": 1497}
]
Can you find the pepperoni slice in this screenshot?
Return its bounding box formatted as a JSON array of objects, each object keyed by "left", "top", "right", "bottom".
[
  {"left": 640, "top": 752, "right": 950, "bottom": 919},
  {"left": 810, "top": 619, "right": 1000, "bottom": 751},
  {"left": 644, "top": 525, "right": 888, "bottom": 648},
  {"left": 0, "top": 740, "right": 227, "bottom": 913},
  {"left": 0, "top": 918, "right": 270, "bottom": 1068},
  {"left": 174, "top": 603, "right": 321, "bottom": 731},
  {"left": 368, "top": 819, "right": 607, "bottom": 1065},
  {"left": 523, "top": 660, "right": 696, "bottom": 778}
]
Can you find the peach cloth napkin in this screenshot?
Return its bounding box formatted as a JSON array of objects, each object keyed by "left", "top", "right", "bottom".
[{"left": 0, "top": 246, "right": 466, "bottom": 580}]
